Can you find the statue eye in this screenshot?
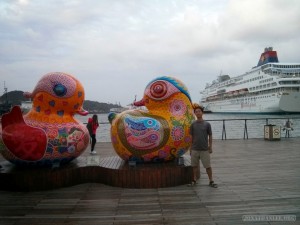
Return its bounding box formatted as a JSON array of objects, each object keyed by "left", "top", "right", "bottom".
[
  {"left": 150, "top": 81, "right": 167, "bottom": 99},
  {"left": 53, "top": 84, "right": 67, "bottom": 97}
]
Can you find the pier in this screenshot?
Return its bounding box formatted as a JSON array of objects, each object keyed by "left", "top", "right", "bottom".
[{"left": 0, "top": 138, "right": 299, "bottom": 224}]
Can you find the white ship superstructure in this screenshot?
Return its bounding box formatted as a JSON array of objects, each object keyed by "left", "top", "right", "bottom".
[{"left": 200, "top": 47, "right": 300, "bottom": 113}]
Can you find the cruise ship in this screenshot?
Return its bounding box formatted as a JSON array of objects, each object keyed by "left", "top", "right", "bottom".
[{"left": 200, "top": 47, "right": 300, "bottom": 113}]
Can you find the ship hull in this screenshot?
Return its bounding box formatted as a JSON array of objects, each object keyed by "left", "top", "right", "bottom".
[
  {"left": 203, "top": 92, "right": 300, "bottom": 114},
  {"left": 279, "top": 92, "right": 300, "bottom": 112}
]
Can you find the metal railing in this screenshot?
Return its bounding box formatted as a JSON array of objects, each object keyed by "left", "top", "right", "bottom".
[
  {"left": 84, "top": 117, "right": 300, "bottom": 142},
  {"left": 207, "top": 117, "right": 299, "bottom": 140}
]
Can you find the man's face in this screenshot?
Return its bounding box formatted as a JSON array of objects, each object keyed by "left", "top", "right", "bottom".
[{"left": 194, "top": 108, "right": 203, "bottom": 118}]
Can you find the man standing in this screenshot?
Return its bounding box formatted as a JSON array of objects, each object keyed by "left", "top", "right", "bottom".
[{"left": 189, "top": 105, "right": 217, "bottom": 188}]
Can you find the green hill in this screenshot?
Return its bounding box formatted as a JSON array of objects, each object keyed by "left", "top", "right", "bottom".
[
  {"left": 83, "top": 100, "right": 122, "bottom": 114},
  {"left": 0, "top": 91, "right": 122, "bottom": 114},
  {"left": 0, "top": 90, "right": 27, "bottom": 106}
]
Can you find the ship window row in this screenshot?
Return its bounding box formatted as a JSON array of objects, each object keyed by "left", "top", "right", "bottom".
[
  {"left": 250, "top": 76, "right": 265, "bottom": 82},
  {"left": 259, "top": 78, "right": 274, "bottom": 84},
  {"left": 250, "top": 87, "right": 299, "bottom": 96},
  {"left": 279, "top": 80, "right": 300, "bottom": 85},
  {"left": 272, "top": 64, "right": 300, "bottom": 69},
  {"left": 237, "top": 76, "right": 264, "bottom": 85},
  {"left": 281, "top": 72, "right": 300, "bottom": 76},
  {"left": 233, "top": 94, "right": 273, "bottom": 103},
  {"left": 262, "top": 64, "right": 300, "bottom": 69},
  {"left": 233, "top": 94, "right": 274, "bottom": 103},
  {"left": 214, "top": 80, "right": 235, "bottom": 88},
  {"left": 249, "top": 82, "right": 277, "bottom": 91},
  {"left": 263, "top": 69, "right": 300, "bottom": 76}
]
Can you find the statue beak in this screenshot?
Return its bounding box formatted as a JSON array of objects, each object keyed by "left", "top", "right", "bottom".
[
  {"left": 133, "top": 98, "right": 145, "bottom": 106},
  {"left": 77, "top": 107, "right": 89, "bottom": 116}
]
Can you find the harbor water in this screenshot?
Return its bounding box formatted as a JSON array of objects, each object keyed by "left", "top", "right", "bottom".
[{"left": 77, "top": 113, "right": 300, "bottom": 142}]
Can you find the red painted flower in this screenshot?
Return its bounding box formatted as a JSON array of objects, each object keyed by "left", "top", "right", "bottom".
[
  {"left": 169, "top": 99, "right": 186, "bottom": 116},
  {"left": 171, "top": 126, "right": 184, "bottom": 141}
]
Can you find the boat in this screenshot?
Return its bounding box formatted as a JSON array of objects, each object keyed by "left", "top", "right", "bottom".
[
  {"left": 109, "top": 107, "right": 130, "bottom": 113},
  {"left": 20, "top": 100, "right": 32, "bottom": 114},
  {"left": 200, "top": 47, "right": 300, "bottom": 113}
]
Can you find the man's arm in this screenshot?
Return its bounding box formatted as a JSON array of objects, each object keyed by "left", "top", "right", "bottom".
[{"left": 208, "top": 133, "right": 212, "bottom": 153}]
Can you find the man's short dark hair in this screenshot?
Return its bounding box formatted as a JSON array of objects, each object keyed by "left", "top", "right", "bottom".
[{"left": 194, "top": 106, "right": 204, "bottom": 113}]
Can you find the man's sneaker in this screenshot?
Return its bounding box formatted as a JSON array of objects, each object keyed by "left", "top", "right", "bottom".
[
  {"left": 91, "top": 151, "right": 97, "bottom": 155},
  {"left": 187, "top": 180, "right": 197, "bottom": 187},
  {"left": 209, "top": 181, "right": 218, "bottom": 188}
]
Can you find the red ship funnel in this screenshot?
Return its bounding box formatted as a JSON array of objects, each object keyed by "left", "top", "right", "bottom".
[{"left": 257, "top": 47, "right": 279, "bottom": 67}]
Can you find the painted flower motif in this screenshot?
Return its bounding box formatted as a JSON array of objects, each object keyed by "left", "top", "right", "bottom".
[
  {"left": 176, "top": 148, "right": 185, "bottom": 157},
  {"left": 169, "top": 99, "right": 186, "bottom": 116},
  {"left": 112, "top": 135, "right": 118, "bottom": 144},
  {"left": 158, "top": 150, "right": 168, "bottom": 159},
  {"left": 171, "top": 126, "right": 184, "bottom": 141},
  {"left": 164, "top": 145, "right": 171, "bottom": 152},
  {"left": 68, "top": 145, "right": 76, "bottom": 153},
  {"left": 184, "top": 135, "right": 192, "bottom": 143},
  {"left": 143, "top": 155, "right": 152, "bottom": 162},
  {"left": 47, "top": 129, "right": 58, "bottom": 139}
]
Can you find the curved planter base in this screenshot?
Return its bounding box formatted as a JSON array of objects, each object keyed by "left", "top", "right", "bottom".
[{"left": 0, "top": 155, "right": 192, "bottom": 191}]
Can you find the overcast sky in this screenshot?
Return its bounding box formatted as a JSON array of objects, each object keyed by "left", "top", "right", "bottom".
[{"left": 1, "top": 0, "right": 300, "bottom": 106}]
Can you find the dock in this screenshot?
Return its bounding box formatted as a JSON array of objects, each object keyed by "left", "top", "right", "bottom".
[{"left": 0, "top": 138, "right": 299, "bottom": 224}]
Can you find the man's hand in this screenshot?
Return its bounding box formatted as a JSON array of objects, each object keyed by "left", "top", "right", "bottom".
[{"left": 208, "top": 146, "right": 212, "bottom": 154}]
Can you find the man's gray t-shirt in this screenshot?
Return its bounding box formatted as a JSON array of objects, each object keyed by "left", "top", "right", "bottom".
[{"left": 190, "top": 120, "right": 212, "bottom": 151}]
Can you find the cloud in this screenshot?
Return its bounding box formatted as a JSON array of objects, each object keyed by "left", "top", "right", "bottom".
[
  {"left": 221, "top": 0, "right": 300, "bottom": 41},
  {"left": 0, "top": 0, "right": 300, "bottom": 106}
]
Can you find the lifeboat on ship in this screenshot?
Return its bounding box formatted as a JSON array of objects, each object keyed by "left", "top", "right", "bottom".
[{"left": 239, "top": 88, "right": 248, "bottom": 95}]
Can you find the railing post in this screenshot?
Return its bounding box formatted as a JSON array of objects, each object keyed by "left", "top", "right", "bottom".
[
  {"left": 222, "top": 120, "right": 226, "bottom": 140},
  {"left": 244, "top": 119, "right": 248, "bottom": 139}
]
